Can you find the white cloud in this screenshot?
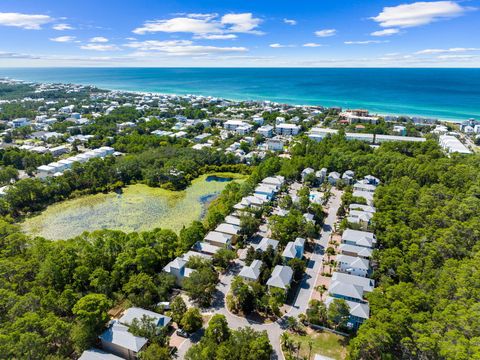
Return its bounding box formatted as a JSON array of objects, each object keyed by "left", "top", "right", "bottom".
[
  {"left": 133, "top": 17, "right": 222, "bottom": 35},
  {"left": 315, "top": 29, "right": 336, "bottom": 37},
  {"left": 371, "top": 28, "right": 400, "bottom": 36},
  {"left": 437, "top": 54, "right": 476, "bottom": 59},
  {"left": 269, "top": 43, "right": 285, "bottom": 48},
  {"left": 194, "top": 34, "right": 237, "bottom": 40},
  {"left": 90, "top": 36, "right": 109, "bottom": 43},
  {"left": 303, "top": 43, "right": 322, "bottom": 47},
  {"left": 124, "top": 39, "right": 247, "bottom": 56},
  {"left": 50, "top": 36, "right": 76, "bottom": 43},
  {"left": 80, "top": 43, "right": 120, "bottom": 51},
  {"left": 53, "top": 23, "right": 74, "bottom": 31},
  {"left": 372, "top": 1, "right": 467, "bottom": 28},
  {"left": 0, "top": 51, "right": 39, "bottom": 59},
  {"left": 133, "top": 13, "right": 263, "bottom": 36},
  {"left": 284, "top": 18, "right": 297, "bottom": 25},
  {"left": 221, "top": 13, "right": 263, "bottom": 34},
  {"left": 416, "top": 47, "right": 480, "bottom": 54},
  {"left": 345, "top": 40, "right": 389, "bottom": 45},
  {"left": 0, "top": 12, "right": 52, "bottom": 30}
]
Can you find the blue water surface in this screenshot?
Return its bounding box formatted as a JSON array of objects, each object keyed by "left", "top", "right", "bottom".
[{"left": 1, "top": 67, "right": 479, "bottom": 121}]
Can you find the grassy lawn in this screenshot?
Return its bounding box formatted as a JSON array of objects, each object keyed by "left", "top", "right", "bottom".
[{"left": 285, "top": 329, "right": 349, "bottom": 360}]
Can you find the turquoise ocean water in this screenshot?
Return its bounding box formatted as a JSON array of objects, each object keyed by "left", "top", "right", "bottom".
[{"left": 1, "top": 68, "right": 479, "bottom": 121}]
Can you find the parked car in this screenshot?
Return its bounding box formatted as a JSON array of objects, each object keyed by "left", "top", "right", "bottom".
[{"left": 176, "top": 329, "right": 190, "bottom": 338}]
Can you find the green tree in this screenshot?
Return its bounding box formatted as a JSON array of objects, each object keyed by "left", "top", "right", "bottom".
[
  {"left": 170, "top": 296, "right": 187, "bottom": 324},
  {"left": 205, "top": 314, "right": 230, "bottom": 344},
  {"left": 180, "top": 307, "right": 203, "bottom": 333},
  {"left": 327, "top": 298, "right": 350, "bottom": 330}
]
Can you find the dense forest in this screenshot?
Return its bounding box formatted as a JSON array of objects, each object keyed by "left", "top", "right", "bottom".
[{"left": 0, "top": 133, "right": 479, "bottom": 359}]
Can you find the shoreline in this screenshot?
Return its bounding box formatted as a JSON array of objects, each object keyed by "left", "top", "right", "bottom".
[{"left": 1, "top": 75, "right": 474, "bottom": 123}]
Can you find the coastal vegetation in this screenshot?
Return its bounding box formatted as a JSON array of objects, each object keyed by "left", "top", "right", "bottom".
[{"left": 1, "top": 130, "right": 480, "bottom": 358}]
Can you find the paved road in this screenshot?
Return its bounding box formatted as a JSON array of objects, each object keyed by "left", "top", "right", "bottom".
[{"left": 177, "top": 189, "right": 342, "bottom": 359}]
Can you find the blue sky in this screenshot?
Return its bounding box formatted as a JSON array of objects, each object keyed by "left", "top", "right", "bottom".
[{"left": 0, "top": 0, "right": 479, "bottom": 67}]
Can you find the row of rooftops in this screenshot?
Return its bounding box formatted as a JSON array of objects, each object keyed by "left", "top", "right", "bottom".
[
  {"left": 36, "top": 146, "right": 115, "bottom": 178},
  {"left": 329, "top": 179, "right": 379, "bottom": 328}
]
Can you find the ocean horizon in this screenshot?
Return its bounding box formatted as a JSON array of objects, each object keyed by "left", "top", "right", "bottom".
[{"left": 1, "top": 67, "right": 479, "bottom": 121}]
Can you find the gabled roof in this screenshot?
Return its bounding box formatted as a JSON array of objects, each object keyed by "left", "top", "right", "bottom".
[
  {"left": 163, "top": 257, "right": 187, "bottom": 272},
  {"left": 192, "top": 241, "right": 222, "bottom": 255},
  {"left": 282, "top": 242, "right": 297, "bottom": 259},
  {"left": 342, "top": 229, "right": 376, "bottom": 248},
  {"left": 329, "top": 281, "right": 365, "bottom": 302},
  {"left": 239, "top": 259, "right": 263, "bottom": 280},
  {"left": 79, "top": 349, "right": 124, "bottom": 360},
  {"left": 337, "top": 254, "right": 370, "bottom": 270},
  {"left": 215, "top": 223, "right": 240, "bottom": 236},
  {"left": 254, "top": 237, "right": 279, "bottom": 252},
  {"left": 266, "top": 265, "right": 293, "bottom": 289},
  {"left": 331, "top": 272, "right": 375, "bottom": 292},
  {"left": 225, "top": 215, "right": 241, "bottom": 226},
  {"left": 339, "top": 244, "right": 373, "bottom": 258},
  {"left": 119, "top": 307, "right": 172, "bottom": 328},
  {"left": 205, "top": 231, "right": 233, "bottom": 245},
  {"left": 99, "top": 322, "right": 147, "bottom": 353},
  {"left": 325, "top": 296, "right": 369, "bottom": 319}
]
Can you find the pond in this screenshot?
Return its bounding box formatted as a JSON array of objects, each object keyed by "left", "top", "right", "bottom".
[{"left": 22, "top": 173, "right": 246, "bottom": 240}]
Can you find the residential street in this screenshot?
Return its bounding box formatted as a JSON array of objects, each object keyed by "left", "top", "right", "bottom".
[{"left": 177, "top": 188, "right": 342, "bottom": 359}]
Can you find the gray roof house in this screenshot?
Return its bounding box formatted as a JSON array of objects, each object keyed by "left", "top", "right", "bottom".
[
  {"left": 342, "top": 229, "right": 377, "bottom": 249},
  {"left": 238, "top": 259, "right": 263, "bottom": 282},
  {"left": 329, "top": 281, "right": 366, "bottom": 303},
  {"left": 339, "top": 243, "right": 373, "bottom": 259},
  {"left": 267, "top": 265, "right": 293, "bottom": 290},
  {"left": 120, "top": 307, "right": 172, "bottom": 328},
  {"left": 204, "top": 231, "right": 233, "bottom": 248},
  {"left": 328, "top": 171, "right": 341, "bottom": 185},
  {"left": 325, "top": 296, "right": 369, "bottom": 329},
  {"left": 331, "top": 272, "right": 375, "bottom": 293},
  {"left": 79, "top": 349, "right": 124, "bottom": 360},
  {"left": 224, "top": 215, "right": 241, "bottom": 226},
  {"left": 352, "top": 190, "right": 374, "bottom": 206},
  {"left": 163, "top": 257, "right": 193, "bottom": 286},
  {"left": 99, "top": 321, "right": 147, "bottom": 360},
  {"left": 254, "top": 237, "right": 280, "bottom": 252},
  {"left": 301, "top": 167, "right": 315, "bottom": 182},
  {"left": 192, "top": 241, "right": 222, "bottom": 255},
  {"left": 337, "top": 254, "right": 370, "bottom": 277},
  {"left": 349, "top": 204, "right": 376, "bottom": 213},
  {"left": 342, "top": 170, "right": 355, "bottom": 185},
  {"left": 353, "top": 181, "right": 377, "bottom": 193},
  {"left": 364, "top": 175, "right": 380, "bottom": 185},
  {"left": 282, "top": 237, "right": 305, "bottom": 261},
  {"left": 215, "top": 223, "right": 240, "bottom": 236}
]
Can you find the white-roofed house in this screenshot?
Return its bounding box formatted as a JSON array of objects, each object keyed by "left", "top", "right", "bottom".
[
  {"left": 282, "top": 237, "right": 305, "bottom": 262},
  {"left": 254, "top": 237, "right": 279, "bottom": 252},
  {"left": 325, "top": 296, "right": 369, "bottom": 330},
  {"left": 339, "top": 243, "right": 373, "bottom": 259},
  {"left": 328, "top": 172, "right": 341, "bottom": 185},
  {"left": 266, "top": 265, "right": 293, "bottom": 291},
  {"left": 204, "top": 231, "right": 233, "bottom": 248},
  {"left": 79, "top": 349, "right": 124, "bottom": 360},
  {"left": 337, "top": 254, "right": 370, "bottom": 277},
  {"left": 238, "top": 259, "right": 263, "bottom": 282},
  {"left": 192, "top": 241, "right": 222, "bottom": 255},
  {"left": 99, "top": 321, "right": 148, "bottom": 360},
  {"left": 331, "top": 272, "right": 375, "bottom": 293},
  {"left": 119, "top": 307, "right": 171, "bottom": 329},
  {"left": 215, "top": 223, "right": 240, "bottom": 237},
  {"left": 224, "top": 215, "right": 241, "bottom": 226},
  {"left": 342, "top": 229, "right": 377, "bottom": 249},
  {"left": 163, "top": 257, "right": 194, "bottom": 286}
]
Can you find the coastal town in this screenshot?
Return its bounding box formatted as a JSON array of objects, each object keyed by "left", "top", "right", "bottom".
[
  {"left": 0, "top": 77, "right": 477, "bottom": 190},
  {"left": 0, "top": 78, "right": 479, "bottom": 360}
]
